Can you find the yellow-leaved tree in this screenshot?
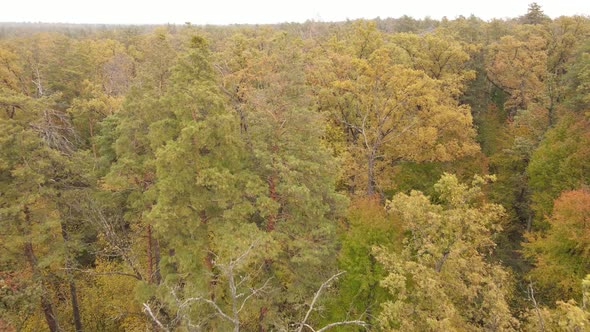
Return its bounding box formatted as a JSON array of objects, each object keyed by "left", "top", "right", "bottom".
[
  {"left": 376, "top": 174, "right": 517, "bottom": 331},
  {"left": 308, "top": 21, "right": 479, "bottom": 196}
]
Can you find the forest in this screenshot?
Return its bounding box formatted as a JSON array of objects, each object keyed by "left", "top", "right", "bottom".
[{"left": 1, "top": 3, "right": 590, "bottom": 331}]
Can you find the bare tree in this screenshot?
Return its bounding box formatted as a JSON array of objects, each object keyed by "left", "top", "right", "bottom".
[
  {"left": 30, "top": 108, "right": 79, "bottom": 155},
  {"left": 143, "top": 239, "right": 272, "bottom": 332},
  {"left": 72, "top": 194, "right": 145, "bottom": 281},
  {"left": 527, "top": 279, "right": 545, "bottom": 332}
]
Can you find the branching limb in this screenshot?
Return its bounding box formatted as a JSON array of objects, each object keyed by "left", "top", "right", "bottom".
[
  {"left": 296, "top": 271, "right": 346, "bottom": 332},
  {"left": 142, "top": 303, "right": 170, "bottom": 332}
]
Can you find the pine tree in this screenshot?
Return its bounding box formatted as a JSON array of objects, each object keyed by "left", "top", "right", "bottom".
[
  {"left": 217, "top": 29, "right": 346, "bottom": 328},
  {"left": 523, "top": 3, "right": 549, "bottom": 25}
]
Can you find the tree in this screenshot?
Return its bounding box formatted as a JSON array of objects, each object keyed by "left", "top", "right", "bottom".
[
  {"left": 143, "top": 237, "right": 275, "bottom": 332},
  {"left": 376, "top": 174, "right": 516, "bottom": 331},
  {"left": 294, "top": 271, "right": 368, "bottom": 332},
  {"left": 68, "top": 81, "right": 123, "bottom": 160},
  {"left": 522, "top": 3, "right": 549, "bottom": 25},
  {"left": 390, "top": 31, "right": 477, "bottom": 95},
  {"left": 322, "top": 197, "right": 402, "bottom": 328},
  {"left": 565, "top": 40, "right": 590, "bottom": 112},
  {"left": 144, "top": 36, "right": 274, "bottom": 330},
  {"left": 524, "top": 190, "right": 590, "bottom": 302},
  {"left": 0, "top": 122, "right": 64, "bottom": 331},
  {"left": 527, "top": 114, "right": 590, "bottom": 229},
  {"left": 486, "top": 29, "right": 548, "bottom": 115},
  {"left": 0, "top": 38, "right": 91, "bottom": 331},
  {"left": 101, "top": 27, "right": 179, "bottom": 287},
  {"left": 217, "top": 29, "right": 347, "bottom": 328},
  {"left": 523, "top": 275, "right": 590, "bottom": 331},
  {"left": 545, "top": 17, "right": 590, "bottom": 121},
  {"left": 308, "top": 23, "right": 479, "bottom": 196}
]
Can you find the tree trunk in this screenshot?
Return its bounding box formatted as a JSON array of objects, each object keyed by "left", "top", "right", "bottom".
[
  {"left": 23, "top": 206, "right": 60, "bottom": 332},
  {"left": 548, "top": 99, "right": 554, "bottom": 128},
  {"left": 24, "top": 242, "right": 60, "bottom": 332},
  {"left": 434, "top": 251, "right": 450, "bottom": 273},
  {"left": 60, "top": 221, "right": 83, "bottom": 332},
  {"left": 258, "top": 307, "right": 267, "bottom": 332},
  {"left": 68, "top": 280, "right": 83, "bottom": 332},
  {"left": 154, "top": 239, "right": 161, "bottom": 285},
  {"left": 528, "top": 282, "right": 545, "bottom": 332},
  {"left": 200, "top": 211, "right": 218, "bottom": 301},
  {"left": 88, "top": 118, "right": 97, "bottom": 161},
  {"left": 228, "top": 270, "right": 240, "bottom": 332},
  {"left": 367, "top": 153, "right": 376, "bottom": 196},
  {"left": 365, "top": 254, "right": 377, "bottom": 328},
  {"left": 147, "top": 225, "right": 153, "bottom": 283},
  {"left": 266, "top": 174, "right": 277, "bottom": 232},
  {"left": 266, "top": 142, "right": 280, "bottom": 232}
]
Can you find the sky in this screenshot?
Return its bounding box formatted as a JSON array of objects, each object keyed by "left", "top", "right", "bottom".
[{"left": 0, "top": 0, "right": 588, "bottom": 25}]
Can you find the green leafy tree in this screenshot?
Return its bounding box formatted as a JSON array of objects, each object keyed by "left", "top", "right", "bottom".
[
  {"left": 0, "top": 38, "right": 92, "bottom": 331},
  {"left": 320, "top": 197, "right": 402, "bottom": 329},
  {"left": 217, "top": 29, "right": 346, "bottom": 328},
  {"left": 100, "top": 28, "right": 179, "bottom": 288},
  {"left": 142, "top": 36, "right": 274, "bottom": 330},
  {"left": 522, "top": 3, "right": 550, "bottom": 25},
  {"left": 524, "top": 190, "right": 590, "bottom": 302},
  {"left": 523, "top": 275, "right": 590, "bottom": 331},
  {"left": 527, "top": 114, "right": 590, "bottom": 228}
]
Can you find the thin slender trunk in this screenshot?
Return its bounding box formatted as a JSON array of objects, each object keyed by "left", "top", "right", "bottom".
[
  {"left": 228, "top": 269, "right": 240, "bottom": 332},
  {"left": 68, "top": 281, "right": 83, "bottom": 332},
  {"left": 266, "top": 143, "right": 279, "bottom": 232},
  {"left": 434, "top": 251, "right": 450, "bottom": 273},
  {"left": 23, "top": 207, "right": 60, "bottom": 332},
  {"left": 365, "top": 256, "right": 376, "bottom": 329},
  {"left": 147, "top": 225, "right": 153, "bottom": 283},
  {"left": 261, "top": 141, "right": 278, "bottom": 329},
  {"left": 526, "top": 216, "right": 533, "bottom": 233},
  {"left": 9, "top": 105, "right": 16, "bottom": 119},
  {"left": 548, "top": 100, "right": 554, "bottom": 128},
  {"left": 200, "top": 211, "right": 217, "bottom": 300},
  {"left": 367, "top": 153, "right": 376, "bottom": 196},
  {"left": 24, "top": 242, "right": 60, "bottom": 332},
  {"left": 258, "top": 307, "right": 267, "bottom": 332},
  {"left": 205, "top": 250, "right": 216, "bottom": 300},
  {"left": 528, "top": 281, "right": 545, "bottom": 332},
  {"left": 60, "top": 221, "right": 83, "bottom": 332},
  {"left": 266, "top": 174, "right": 277, "bottom": 232},
  {"left": 547, "top": 80, "right": 555, "bottom": 128},
  {"left": 154, "top": 239, "right": 161, "bottom": 285},
  {"left": 88, "top": 119, "right": 97, "bottom": 161}
]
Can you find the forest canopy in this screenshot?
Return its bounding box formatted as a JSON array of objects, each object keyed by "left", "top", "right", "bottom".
[{"left": 1, "top": 3, "right": 590, "bottom": 331}]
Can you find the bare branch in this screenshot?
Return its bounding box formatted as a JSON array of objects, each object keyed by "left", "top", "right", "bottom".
[
  {"left": 316, "top": 320, "right": 369, "bottom": 332},
  {"left": 142, "top": 303, "right": 170, "bottom": 332},
  {"left": 238, "top": 277, "right": 273, "bottom": 313},
  {"left": 193, "top": 297, "right": 238, "bottom": 325},
  {"left": 144, "top": 239, "right": 268, "bottom": 331},
  {"left": 528, "top": 280, "right": 545, "bottom": 332},
  {"left": 296, "top": 271, "right": 346, "bottom": 332}
]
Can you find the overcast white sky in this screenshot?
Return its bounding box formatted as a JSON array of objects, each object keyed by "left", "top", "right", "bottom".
[{"left": 0, "top": 0, "right": 588, "bottom": 25}]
